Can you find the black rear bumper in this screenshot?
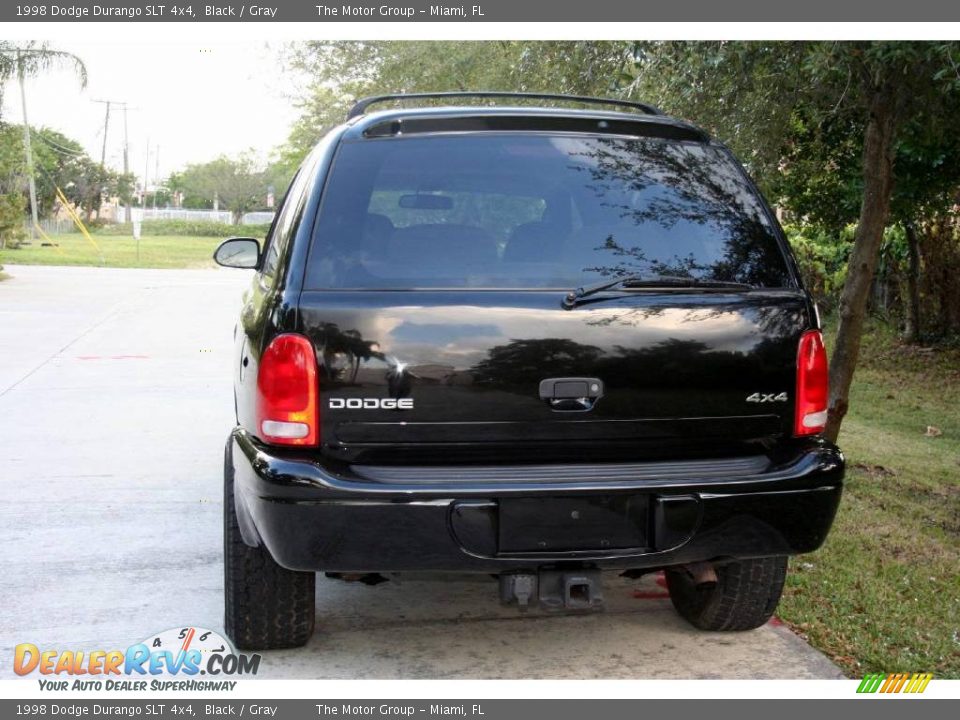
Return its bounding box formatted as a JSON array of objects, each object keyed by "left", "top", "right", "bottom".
[{"left": 229, "top": 428, "right": 843, "bottom": 573}]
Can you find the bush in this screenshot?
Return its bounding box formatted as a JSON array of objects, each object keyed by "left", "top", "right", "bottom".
[
  {"left": 84, "top": 217, "right": 112, "bottom": 230},
  {"left": 95, "top": 219, "right": 271, "bottom": 238},
  {"left": 783, "top": 223, "right": 851, "bottom": 312},
  {"left": 0, "top": 194, "right": 27, "bottom": 249}
]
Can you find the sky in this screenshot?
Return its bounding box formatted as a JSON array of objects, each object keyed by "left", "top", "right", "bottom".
[{"left": 1, "top": 41, "right": 309, "bottom": 184}]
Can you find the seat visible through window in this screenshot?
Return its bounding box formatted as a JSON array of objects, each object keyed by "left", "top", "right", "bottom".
[{"left": 388, "top": 224, "right": 498, "bottom": 268}]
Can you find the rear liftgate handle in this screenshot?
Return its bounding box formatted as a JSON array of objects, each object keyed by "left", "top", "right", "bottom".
[{"left": 539, "top": 377, "right": 604, "bottom": 412}]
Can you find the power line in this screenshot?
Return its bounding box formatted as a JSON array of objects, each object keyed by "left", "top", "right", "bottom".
[{"left": 35, "top": 132, "right": 85, "bottom": 156}]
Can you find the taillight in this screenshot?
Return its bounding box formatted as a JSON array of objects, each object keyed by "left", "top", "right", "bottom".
[
  {"left": 795, "top": 330, "right": 828, "bottom": 436},
  {"left": 255, "top": 334, "right": 318, "bottom": 446}
]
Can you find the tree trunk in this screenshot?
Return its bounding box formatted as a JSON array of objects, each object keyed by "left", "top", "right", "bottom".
[
  {"left": 903, "top": 221, "right": 922, "bottom": 343},
  {"left": 824, "top": 92, "right": 898, "bottom": 443}
]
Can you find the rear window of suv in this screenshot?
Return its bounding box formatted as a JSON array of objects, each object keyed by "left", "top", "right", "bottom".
[{"left": 305, "top": 133, "right": 792, "bottom": 289}]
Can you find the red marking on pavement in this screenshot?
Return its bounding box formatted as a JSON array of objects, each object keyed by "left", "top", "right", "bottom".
[
  {"left": 632, "top": 590, "right": 670, "bottom": 600},
  {"left": 768, "top": 616, "right": 784, "bottom": 627},
  {"left": 655, "top": 571, "right": 667, "bottom": 588}
]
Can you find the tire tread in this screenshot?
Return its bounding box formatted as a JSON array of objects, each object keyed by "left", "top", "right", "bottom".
[
  {"left": 666, "top": 556, "right": 787, "bottom": 631},
  {"left": 223, "top": 440, "right": 315, "bottom": 650}
]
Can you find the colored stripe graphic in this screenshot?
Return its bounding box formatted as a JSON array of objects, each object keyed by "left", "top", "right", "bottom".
[
  {"left": 856, "top": 672, "right": 932, "bottom": 694},
  {"left": 908, "top": 673, "right": 933, "bottom": 693},
  {"left": 856, "top": 673, "right": 886, "bottom": 693}
]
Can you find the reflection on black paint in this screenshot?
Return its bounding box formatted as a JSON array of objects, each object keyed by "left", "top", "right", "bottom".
[
  {"left": 303, "top": 322, "right": 384, "bottom": 384},
  {"left": 472, "top": 338, "right": 604, "bottom": 388}
]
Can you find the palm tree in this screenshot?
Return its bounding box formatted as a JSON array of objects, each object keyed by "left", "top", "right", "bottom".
[
  {"left": 0, "top": 41, "right": 87, "bottom": 116},
  {"left": 0, "top": 42, "right": 87, "bottom": 242}
]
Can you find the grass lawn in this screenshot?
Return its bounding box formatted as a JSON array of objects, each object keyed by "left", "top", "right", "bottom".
[
  {"left": 779, "top": 321, "right": 960, "bottom": 677},
  {"left": 0, "top": 232, "right": 231, "bottom": 269}
]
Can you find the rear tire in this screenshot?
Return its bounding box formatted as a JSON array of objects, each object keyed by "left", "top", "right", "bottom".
[
  {"left": 223, "top": 440, "right": 315, "bottom": 650},
  {"left": 665, "top": 556, "right": 787, "bottom": 631}
]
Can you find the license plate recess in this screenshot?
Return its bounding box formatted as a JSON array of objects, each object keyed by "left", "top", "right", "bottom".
[{"left": 498, "top": 495, "right": 648, "bottom": 553}]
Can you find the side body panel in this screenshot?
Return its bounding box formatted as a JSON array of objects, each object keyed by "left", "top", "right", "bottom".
[{"left": 233, "top": 126, "right": 347, "bottom": 433}]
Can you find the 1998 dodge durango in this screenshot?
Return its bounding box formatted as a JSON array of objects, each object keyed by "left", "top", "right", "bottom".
[{"left": 215, "top": 92, "right": 843, "bottom": 650}]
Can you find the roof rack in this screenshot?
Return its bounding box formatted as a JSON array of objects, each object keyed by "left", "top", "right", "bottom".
[{"left": 346, "top": 92, "right": 663, "bottom": 120}]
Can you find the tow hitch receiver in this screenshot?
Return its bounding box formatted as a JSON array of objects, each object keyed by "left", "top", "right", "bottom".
[
  {"left": 500, "top": 570, "right": 604, "bottom": 612},
  {"left": 499, "top": 572, "right": 538, "bottom": 610}
]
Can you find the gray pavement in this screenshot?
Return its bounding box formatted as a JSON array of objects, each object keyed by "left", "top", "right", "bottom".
[{"left": 0, "top": 264, "right": 843, "bottom": 679}]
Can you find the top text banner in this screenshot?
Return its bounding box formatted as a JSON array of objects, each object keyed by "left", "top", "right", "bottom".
[{"left": 5, "top": 0, "right": 960, "bottom": 22}]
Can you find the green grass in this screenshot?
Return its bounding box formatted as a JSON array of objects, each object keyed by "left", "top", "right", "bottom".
[
  {"left": 0, "top": 232, "right": 239, "bottom": 269},
  {"left": 779, "top": 320, "right": 960, "bottom": 677}
]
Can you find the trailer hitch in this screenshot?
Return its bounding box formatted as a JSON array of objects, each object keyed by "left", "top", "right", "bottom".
[{"left": 500, "top": 569, "right": 604, "bottom": 612}]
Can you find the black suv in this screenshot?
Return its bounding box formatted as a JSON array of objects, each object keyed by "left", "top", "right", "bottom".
[{"left": 215, "top": 92, "right": 843, "bottom": 650}]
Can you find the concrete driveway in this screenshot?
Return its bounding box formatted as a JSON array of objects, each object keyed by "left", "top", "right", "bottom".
[{"left": 0, "top": 264, "right": 842, "bottom": 679}]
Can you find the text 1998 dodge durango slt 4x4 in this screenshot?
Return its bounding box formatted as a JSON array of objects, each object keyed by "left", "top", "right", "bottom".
[{"left": 214, "top": 92, "right": 843, "bottom": 650}]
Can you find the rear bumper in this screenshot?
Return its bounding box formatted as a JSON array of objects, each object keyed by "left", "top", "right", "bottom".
[{"left": 229, "top": 428, "right": 844, "bottom": 573}]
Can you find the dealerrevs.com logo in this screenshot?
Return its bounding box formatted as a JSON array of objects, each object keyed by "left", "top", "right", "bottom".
[{"left": 14, "top": 627, "right": 260, "bottom": 691}]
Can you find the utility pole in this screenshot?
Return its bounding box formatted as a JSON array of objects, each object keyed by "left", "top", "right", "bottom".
[
  {"left": 153, "top": 145, "right": 160, "bottom": 210},
  {"left": 122, "top": 105, "right": 131, "bottom": 224},
  {"left": 136, "top": 138, "right": 150, "bottom": 264},
  {"left": 94, "top": 100, "right": 112, "bottom": 168},
  {"left": 94, "top": 99, "right": 131, "bottom": 223},
  {"left": 143, "top": 138, "right": 150, "bottom": 214},
  {"left": 17, "top": 58, "right": 40, "bottom": 243}
]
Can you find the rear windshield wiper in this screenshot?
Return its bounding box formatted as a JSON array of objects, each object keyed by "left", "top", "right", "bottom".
[{"left": 562, "top": 274, "right": 757, "bottom": 308}]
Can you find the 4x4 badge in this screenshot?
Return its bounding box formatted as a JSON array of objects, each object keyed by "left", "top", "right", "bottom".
[{"left": 746, "top": 392, "right": 789, "bottom": 403}]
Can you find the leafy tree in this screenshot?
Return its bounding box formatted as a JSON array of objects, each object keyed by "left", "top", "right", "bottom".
[
  {"left": 0, "top": 124, "right": 134, "bottom": 225},
  {"left": 772, "top": 56, "right": 960, "bottom": 343},
  {"left": 472, "top": 338, "right": 603, "bottom": 388},
  {"left": 279, "top": 42, "right": 632, "bottom": 172},
  {"left": 144, "top": 186, "right": 174, "bottom": 208},
  {"left": 264, "top": 157, "right": 296, "bottom": 207},
  {"left": 1, "top": 42, "right": 88, "bottom": 239},
  {"left": 166, "top": 169, "right": 210, "bottom": 210},
  {"left": 30, "top": 127, "right": 86, "bottom": 217},
  {"left": 168, "top": 154, "right": 268, "bottom": 224},
  {"left": 0, "top": 125, "right": 26, "bottom": 248},
  {"left": 59, "top": 155, "right": 132, "bottom": 221},
  {"left": 795, "top": 43, "right": 960, "bottom": 440}
]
